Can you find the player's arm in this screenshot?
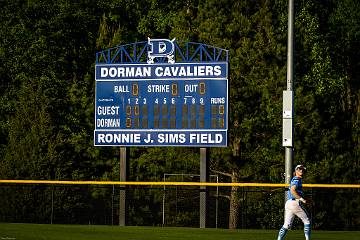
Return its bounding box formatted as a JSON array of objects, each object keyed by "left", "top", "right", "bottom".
[{"left": 290, "top": 185, "right": 306, "bottom": 203}]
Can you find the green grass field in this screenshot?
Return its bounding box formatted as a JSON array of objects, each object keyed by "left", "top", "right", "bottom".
[{"left": 0, "top": 223, "right": 359, "bottom": 240}]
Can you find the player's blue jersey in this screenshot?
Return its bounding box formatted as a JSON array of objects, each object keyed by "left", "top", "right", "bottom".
[{"left": 287, "top": 176, "right": 303, "bottom": 200}]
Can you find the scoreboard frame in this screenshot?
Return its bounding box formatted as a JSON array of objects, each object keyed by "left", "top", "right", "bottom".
[{"left": 94, "top": 39, "right": 229, "bottom": 147}]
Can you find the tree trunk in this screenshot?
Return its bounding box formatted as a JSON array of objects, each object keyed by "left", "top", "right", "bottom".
[
  {"left": 228, "top": 171, "right": 240, "bottom": 229},
  {"left": 229, "top": 135, "right": 241, "bottom": 229}
]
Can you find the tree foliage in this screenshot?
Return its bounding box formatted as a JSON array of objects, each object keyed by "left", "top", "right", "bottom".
[{"left": 0, "top": 0, "right": 358, "bottom": 229}]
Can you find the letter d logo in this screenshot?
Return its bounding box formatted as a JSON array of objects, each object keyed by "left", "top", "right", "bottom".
[{"left": 147, "top": 38, "right": 175, "bottom": 64}]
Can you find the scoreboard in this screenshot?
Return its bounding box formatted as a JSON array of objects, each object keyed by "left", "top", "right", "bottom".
[{"left": 94, "top": 62, "right": 228, "bottom": 147}]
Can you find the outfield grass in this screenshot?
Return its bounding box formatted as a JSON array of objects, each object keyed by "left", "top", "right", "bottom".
[{"left": 0, "top": 223, "right": 359, "bottom": 240}]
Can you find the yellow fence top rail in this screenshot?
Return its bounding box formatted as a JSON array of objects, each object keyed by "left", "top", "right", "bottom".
[{"left": 0, "top": 180, "right": 359, "bottom": 188}]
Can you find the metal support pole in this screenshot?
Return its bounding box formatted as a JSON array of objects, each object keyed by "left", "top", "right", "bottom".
[
  {"left": 215, "top": 175, "right": 219, "bottom": 229},
  {"left": 285, "top": 147, "right": 293, "bottom": 198},
  {"left": 50, "top": 187, "right": 54, "bottom": 224},
  {"left": 162, "top": 174, "right": 166, "bottom": 226},
  {"left": 112, "top": 185, "right": 115, "bottom": 226},
  {"left": 119, "top": 147, "right": 128, "bottom": 226},
  {"left": 284, "top": 0, "right": 295, "bottom": 199},
  {"left": 199, "top": 148, "right": 209, "bottom": 228}
]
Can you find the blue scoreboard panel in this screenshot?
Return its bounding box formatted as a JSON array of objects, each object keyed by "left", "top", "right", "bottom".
[{"left": 94, "top": 62, "right": 228, "bottom": 146}]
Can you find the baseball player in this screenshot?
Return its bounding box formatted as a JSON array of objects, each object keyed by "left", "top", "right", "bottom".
[{"left": 277, "top": 164, "right": 311, "bottom": 240}]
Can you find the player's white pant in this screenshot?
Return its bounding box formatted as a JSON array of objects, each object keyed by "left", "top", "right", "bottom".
[
  {"left": 277, "top": 199, "right": 311, "bottom": 240},
  {"left": 283, "top": 199, "right": 310, "bottom": 227}
]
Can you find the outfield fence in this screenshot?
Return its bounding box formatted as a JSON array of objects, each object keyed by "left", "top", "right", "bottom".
[{"left": 0, "top": 180, "right": 359, "bottom": 230}]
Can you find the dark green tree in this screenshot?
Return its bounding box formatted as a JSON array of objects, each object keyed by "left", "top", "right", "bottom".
[
  {"left": 0, "top": 0, "right": 358, "bottom": 229},
  {"left": 293, "top": 0, "right": 360, "bottom": 230},
  {"left": 168, "top": 0, "right": 288, "bottom": 228}
]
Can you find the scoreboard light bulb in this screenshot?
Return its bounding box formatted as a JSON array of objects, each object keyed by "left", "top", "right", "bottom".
[
  {"left": 211, "top": 118, "right": 217, "bottom": 128},
  {"left": 170, "top": 105, "right": 176, "bottom": 116},
  {"left": 211, "top": 105, "right": 217, "bottom": 115},
  {"left": 190, "top": 118, "right": 196, "bottom": 128},
  {"left": 126, "top": 117, "right": 132, "bottom": 128},
  {"left": 154, "top": 119, "right": 159, "bottom": 129},
  {"left": 182, "top": 104, "right": 188, "bottom": 114},
  {"left": 162, "top": 105, "right": 168, "bottom": 115},
  {"left": 142, "top": 119, "right": 148, "bottom": 128},
  {"left": 134, "top": 118, "right": 140, "bottom": 128},
  {"left": 190, "top": 105, "right": 196, "bottom": 115},
  {"left": 126, "top": 105, "right": 132, "bottom": 116},
  {"left": 199, "top": 82, "right": 206, "bottom": 94},
  {"left": 219, "top": 118, "right": 224, "bottom": 128},
  {"left": 170, "top": 118, "right": 176, "bottom": 128},
  {"left": 171, "top": 83, "right": 178, "bottom": 96},
  {"left": 199, "top": 105, "right": 205, "bottom": 115},
  {"left": 219, "top": 105, "right": 224, "bottom": 115},
  {"left": 142, "top": 105, "right": 148, "bottom": 116},
  {"left": 162, "top": 118, "right": 168, "bottom": 128},
  {"left": 154, "top": 104, "right": 160, "bottom": 116},
  {"left": 199, "top": 119, "right": 205, "bottom": 128},
  {"left": 132, "top": 83, "right": 139, "bottom": 96},
  {"left": 134, "top": 105, "right": 139, "bottom": 116}
]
